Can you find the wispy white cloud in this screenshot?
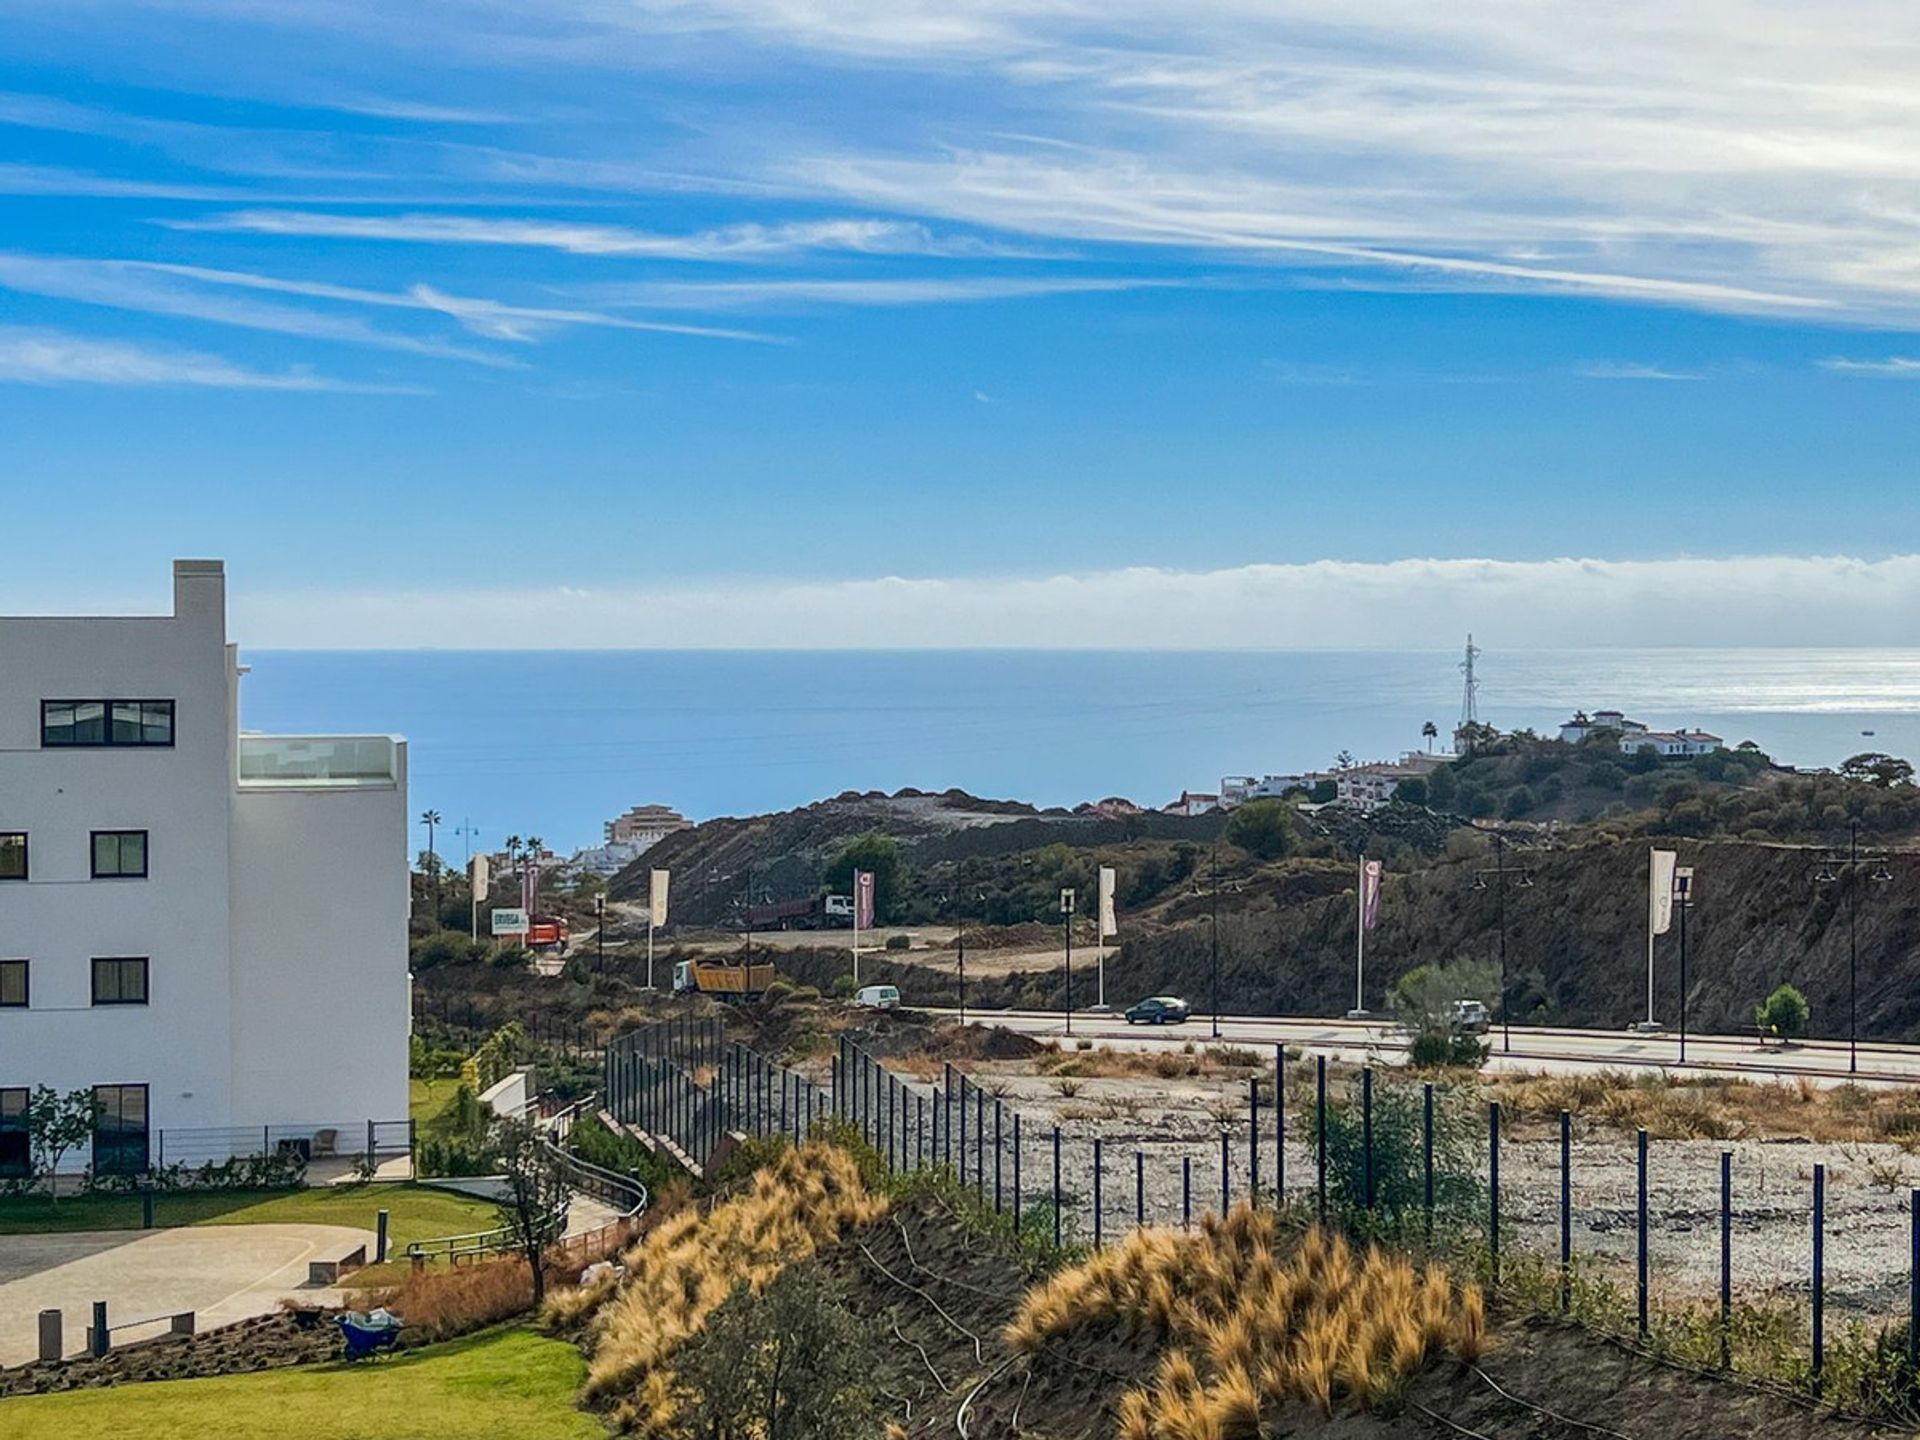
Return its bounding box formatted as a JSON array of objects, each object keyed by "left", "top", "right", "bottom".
[
  {"left": 229, "top": 552, "right": 1920, "bottom": 649},
  {"left": 171, "top": 209, "right": 1044, "bottom": 260},
  {"left": 0, "top": 253, "right": 775, "bottom": 353},
  {"left": 1574, "top": 362, "right": 1706, "bottom": 382},
  {"left": 0, "top": 252, "right": 507, "bottom": 363},
  {"left": 1820, "top": 356, "right": 1920, "bottom": 378},
  {"left": 0, "top": 325, "right": 421, "bottom": 392},
  {"left": 587, "top": 275, "right": 1177, "bottom": 309}
]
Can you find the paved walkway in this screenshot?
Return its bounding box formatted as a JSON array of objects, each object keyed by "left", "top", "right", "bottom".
[{"left": 0, "top": 1222, "right": 373, "bottom": 1367}]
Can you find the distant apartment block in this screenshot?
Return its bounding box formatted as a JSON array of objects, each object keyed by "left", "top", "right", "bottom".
[
  {"left": 605, "top": 803, "right": 692, "bottom": 849},
  {"left": 0, "top": 561, "right": 408, "bottom": 1177}
]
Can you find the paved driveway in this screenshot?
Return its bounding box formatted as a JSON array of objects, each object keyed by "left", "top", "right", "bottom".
[{"left": 0, "top": 1222, "right": 374, "bottom": 1367}]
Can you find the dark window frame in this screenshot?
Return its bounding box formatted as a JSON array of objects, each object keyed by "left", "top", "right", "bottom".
[
  {"left": 0, "top": 832, "right": 24, "bottom": 881},
  {"left": 41, "top": 699, "right": 175, "bottom": 749},
  {"left": 90, "top": 956, "right": 149, "bottom": 1006},
  {"left": 0, "top": 1087, "right": 26, "bottom": 1179},
  {"left": 92, "top": 1083, "right": 149, "bottom": 1178},
  {"left": 0, "top": 960, "right": 26, "bottom": 1008},
  {"left": 90, "top": 830, "right": 149, "bottom": 879}
]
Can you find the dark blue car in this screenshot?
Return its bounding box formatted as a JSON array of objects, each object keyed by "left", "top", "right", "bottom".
[{"left": 1123, "top": 995, "right": 1190, "bottom": 1025}]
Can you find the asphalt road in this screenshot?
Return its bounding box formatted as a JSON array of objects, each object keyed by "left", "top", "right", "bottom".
[{"left": 927, "top": 1008, "right": 1920, "bottom": 1086}]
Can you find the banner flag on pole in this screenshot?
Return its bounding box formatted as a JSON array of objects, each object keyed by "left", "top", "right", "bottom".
[
  {"left": 854, "top": 870, "right": 876, "bottom": 931},
  {"left": 522, "top": 862, "right": 539, "bottom": 914},
  {"left": 469, "top": 853, "right": 489, "bottom": 903},
  {"left": 1649, "top": 850, "right": 1677, "bottom": 936},
  {"left": 648, "top": 868, "right": 670, "bottom": 929},
  {"left": 1360, "top": 859, "right": 1384, "bottom": 931},
  {"left": 1097, "top": 866, "right": 1118, "bottom": 940}
]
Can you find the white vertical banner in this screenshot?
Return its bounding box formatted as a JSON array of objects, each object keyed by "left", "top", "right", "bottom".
[
  {"left": 1360, "top": 859, "right": 1384, "bottom": 931},
  {"left": 1097, "top": 866, "right": 1117, "bottom": 940},
  {"left": 469, "top": 853, "right": 489, "bottom": 903},
  {"left": 648, "top": 868, "right": 670, "bottom": 929},
  {"left": 522, "top": 862, "right": 540, "bottom": 915},
  {"left": 1649, "top": 850, "right": 1677, "bottom": 936}
]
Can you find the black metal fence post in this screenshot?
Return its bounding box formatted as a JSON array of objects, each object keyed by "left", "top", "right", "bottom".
[
  {"left": 1249, "top": 1077, "right": 1261, "bottom": 1200},
  {"left": 1813, "top": 1162, "right": 1826, "bottom": 1398},
  {"left": 1275, "top": 1043, "right": 1286, "bottom": 1204},
  {"left": 1136, "top": 1149, "right": 1145, "bottom": 1227},
  {"left": 1489, "top": 1100, "right": 1501, "bottom": 1285},
  {"left": 995, "top": 1100, "right": 1004, "bottom": 1213},
  {"left": 1316, "top": 1054, "right": 1328, "bottom": 1224},
  {"left": 1721, "top": 1152, "right": 1734, "bottom": 1369},
  {"left": 1220, "top": 1130, "right": 1230, "bottom": 1216},
  {"left": 1636, "top": 1128, "right": 1650, "bottom": 1341},
  {"left": 976, "top": 1087, "right": 986, "bottom": 1201},
  {"left": 1183, "top": 1154, "right": 1192, "bottom": 1229}
]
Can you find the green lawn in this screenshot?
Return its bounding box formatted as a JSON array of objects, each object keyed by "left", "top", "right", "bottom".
[
  {"left": 0, "top": 1325, "right": 608, "bottom": 1440},
  {"left": 0, "top": 1181, "right": 499, "bottom": 1247},
  {"left": 411, "top": 1075, "right": 465, "bottom": 1132}
]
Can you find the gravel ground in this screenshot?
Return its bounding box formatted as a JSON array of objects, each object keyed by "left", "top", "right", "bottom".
[{"left": 848, "top": 1059, "right": 1920, "bottom": 1322}]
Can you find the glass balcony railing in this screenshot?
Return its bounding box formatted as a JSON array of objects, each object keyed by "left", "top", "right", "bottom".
[{"left": 237, "top": 735, "right": 398, "bottom": 788}]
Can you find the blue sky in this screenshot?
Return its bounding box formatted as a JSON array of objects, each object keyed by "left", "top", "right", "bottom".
[{"left": 5, "top": 2, "right": 1920, "bottom": 646}]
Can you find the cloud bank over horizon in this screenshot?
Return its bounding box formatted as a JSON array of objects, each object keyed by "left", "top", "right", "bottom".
[{"left": 189, "top": 553, "right": 1920, "bottom": 650}]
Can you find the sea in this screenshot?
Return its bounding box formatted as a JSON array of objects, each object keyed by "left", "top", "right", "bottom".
[{"left": 238, "top": 649, "right": 1920, "bottom": 855}]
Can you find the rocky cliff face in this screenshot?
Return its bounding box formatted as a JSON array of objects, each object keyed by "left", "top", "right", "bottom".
[{"left": 982, "top": 839, "right": 1920, "bottom": 1042}]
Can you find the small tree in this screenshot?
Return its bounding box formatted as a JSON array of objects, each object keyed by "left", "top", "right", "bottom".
[
  {"left": 1756, "top": 983, "right": 1810, "bottom": 1042},
  {"left": 29, "top": 1087, "right": 99, "bottom": 1202},
  {"left": 1225, "top": 798, "right": 1297, "bottom": 860},
  {"left": 824, "top": 833, "right": 903, "bottom": 923},
  {"left": 1839, "top": 752, "right": 1915, "bottom": 788},
  {"left": 491, "top": 1116, "right": 571, "bottom": 1306},
  {"left": 1393, "top": 776, "right": 1429, "bottom": 806},
  {"left": 674, "top": 1265, "right": 882, "bottom": 1440}
]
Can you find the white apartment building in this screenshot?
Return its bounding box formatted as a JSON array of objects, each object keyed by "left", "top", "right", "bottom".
[{"left": 0, "top": 561, "right": 409, "bottom": 1177}]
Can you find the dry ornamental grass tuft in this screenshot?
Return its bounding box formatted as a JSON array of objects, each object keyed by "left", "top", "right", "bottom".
[
  {"left": 1005, "top": 1203, "right": 1486, "bottom": 1431},
  {"left": 547, "top": 1141, "right": 886, "bottom": 1434}
]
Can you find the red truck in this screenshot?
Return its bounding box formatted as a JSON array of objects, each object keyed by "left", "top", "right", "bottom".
[{"left": 525, "top": 917, "right": 571, "bottom": 953}]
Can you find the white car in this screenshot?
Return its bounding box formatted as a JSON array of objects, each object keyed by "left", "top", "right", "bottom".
[{"left": 854, "top": 984, "right": 900, "bottom": 1010}]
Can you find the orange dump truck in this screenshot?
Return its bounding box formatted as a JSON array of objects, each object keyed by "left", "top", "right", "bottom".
[{"left": 672, "top": 959, "right": 777, "bottom": 999}]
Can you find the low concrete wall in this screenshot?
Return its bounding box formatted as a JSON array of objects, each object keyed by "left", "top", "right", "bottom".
[{"left": 478, "top": 1067, "right": 534, "bottom": 1119}]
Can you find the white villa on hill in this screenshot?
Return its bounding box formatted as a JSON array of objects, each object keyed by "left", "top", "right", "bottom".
[{"left": 1560, "top": 710, "right": 1721, "bottom": 756}]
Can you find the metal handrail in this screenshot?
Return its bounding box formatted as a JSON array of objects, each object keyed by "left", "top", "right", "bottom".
[{"left": 405, "top": 1097, "right": 646, "bottom": 1264}]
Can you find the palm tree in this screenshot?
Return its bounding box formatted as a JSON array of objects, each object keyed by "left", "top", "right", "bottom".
[
  {"left": 1421, "top": 720, "right": 1439, "bottom": 753},
  {"left": 420, "top": 809, "right": 443, "bottom": 919}
]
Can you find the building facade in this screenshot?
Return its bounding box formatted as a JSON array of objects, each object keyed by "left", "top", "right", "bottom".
[{"left": 0, "top": 561, "right": 409, "bottom": 1177}]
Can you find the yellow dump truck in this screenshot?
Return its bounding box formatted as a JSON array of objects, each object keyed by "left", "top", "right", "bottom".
[{"left": 672, "top": 958, "right": 777, "bottom": 999}]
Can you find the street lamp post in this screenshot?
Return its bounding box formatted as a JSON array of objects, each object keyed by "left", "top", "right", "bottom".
[
  {"left": 1814, "top": 821, "right": 1896, "bottom": 1075},
  {"left": 594, "top": 892, "right": 606, "bottom": 973},
  {"left": 1473, "top": 830, "right": 1534, "bottom": 1055},
  {"left": 1061, "top": 887, "right": 1076, "bottom": 1036},
  {"left": 1675, "top": 867, "right": 1694, "bottom": 1064},
  {"left": 1210, "top": 843, "right": 1222, "bottom": 1039}
]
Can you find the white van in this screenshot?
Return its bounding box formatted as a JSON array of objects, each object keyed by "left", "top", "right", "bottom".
[{"left": 855, "top": 984, "right": 900, "bottom": 1010}]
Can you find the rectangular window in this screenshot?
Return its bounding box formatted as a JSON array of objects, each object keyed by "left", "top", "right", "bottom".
[
  {"left": 42, "top": 700, "right": 173, "bottom": 748},
  {"left": 91, "top": 957, "right": 149, "bottom": 1006},
  {"left": 0, "top": 961, "right": 25, "bottom": 1008},
  {"left": 0, "top": 833, "right": 23, "bottom": 881},
  {"left": 91, "top": 830, "right": 148, "bottom": 878},
  {"left": 92, "top": 1084, "right": 148, "bottom": 1177},
  {"left": 0, "top": 1089, "right": 25, "bottom": 1179}
]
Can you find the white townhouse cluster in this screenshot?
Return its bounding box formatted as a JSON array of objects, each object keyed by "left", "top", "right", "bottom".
[{"left": 0, "top": 561, "right": 409, "bottom": 1178}]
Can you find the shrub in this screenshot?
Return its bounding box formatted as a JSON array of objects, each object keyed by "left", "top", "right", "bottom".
[
  {"left": 1757, "top": 983, "right": 1810, "bottom": 1040},
  {"left": 884, "top": 933, "right": 911, "bottom": 951},
  {"left": 1314, "top": 1072, "right": 1483, "bottom": 1234},
  {"left": 1226, "top": 799, "right": 1298, "bottom": 860},
  {"left": 409, "top": 930, "right": 488, "bottom": 970},
  {"left": 673, "top": 1265, "right": 883, "bottom": 1440}
]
